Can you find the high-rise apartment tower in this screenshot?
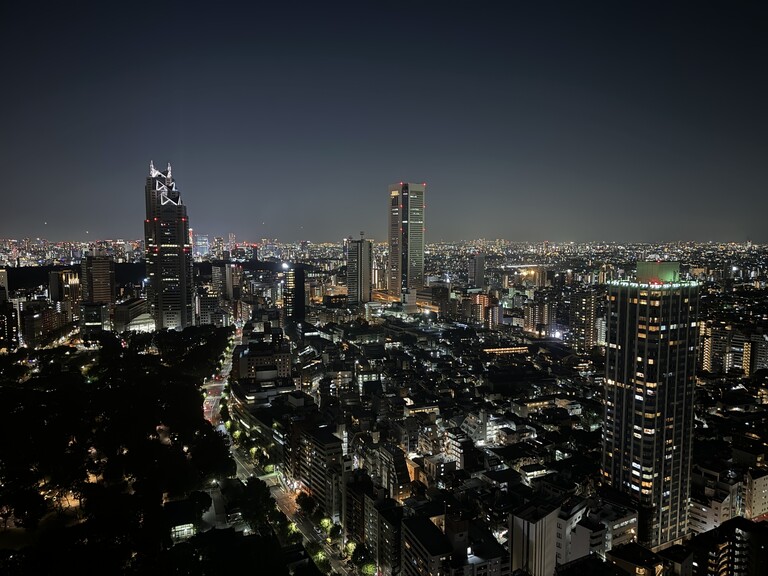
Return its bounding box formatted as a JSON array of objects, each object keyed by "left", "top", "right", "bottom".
[
  {"left": 144, "top": 162, "right": 194, "bottom": 330},
  {"left": 468, "top": 253, "right": 485, "bottom": 288},
  {"left": 602, "top": 261, "right": 699, "bottom": 550},
  {"left": 570, "top": 289, "right": 598, "bottom": 353},
  {"left": 387, "top": 182, "right": 425, "bottom": 298},
  {"left": 347, "top": 234, "right": 372, "bottom": 307}
]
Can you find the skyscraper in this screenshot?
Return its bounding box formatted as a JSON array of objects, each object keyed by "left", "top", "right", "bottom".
[
  {"left": 346, "top": 234, "right": 372, "bottom": 307},
  {"left": 144, "top": 161, "right": 194, "bottom": 330},
  {"left": 602, "top": 261, "right": 700, "bottom": 550},
  {"left": 80, "top": 251, "right": 115, "bottom": 308},
  {"left": 570, "top": 289, "right": 598, "bottom": 353},
  {"left": 387, "top": 182, "right": 425, "bottom": 298},
  {"left": 281, "top": 263, "right": 305, "bottom": 324},
  {"left": 49, "top": 269, "right": 81, "bottom": 322},
  {"left": 193, "top": 233, "right": 210, "bottom": 258},
  {"left": 468, "top": 253, "right": 485, "bottom": 288}
]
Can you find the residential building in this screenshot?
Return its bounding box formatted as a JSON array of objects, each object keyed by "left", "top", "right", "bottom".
[
  {"left": 602, "top": 262, "right": 700, "bottom": 550},
  {"left": 347, "top": 235, "right": 373, "bottom": 307}
]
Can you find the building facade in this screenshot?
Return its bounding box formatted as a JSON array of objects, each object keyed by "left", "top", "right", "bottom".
[
  {"left": 570, "top": 289, "right": 598, "bottom": 353},
  {"left": 402, "top": 515, "right": 452, "bottom": 576},
  {"left": 347, "top": 236, "right": 373, "bottom": 307},
  {"left": 510, "top": 499, "right": 560, "bottom": 576},
  {"left": 468, "top": 253, "right": 485, "bottom": 289},
  {"left": 602, "top": 262, "right": 700, "bottom": 550},
  {"left": 387, "top": 182, "right": 425, "bottom": 298},
  {"left": 281, "top": 263, "right": 305, "bottom": 324},
  {"left": 144, "top": 161, "right": 194, "bottom": 330},
  {"left": 80, "top": 251, "right": 115, "bottom": 309},
  {"left": 49, "top": 269, "right": 81, "bottom": 322}
]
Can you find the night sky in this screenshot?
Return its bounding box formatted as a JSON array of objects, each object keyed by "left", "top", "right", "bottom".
[{"left": 2, "top": 1, "right": 767, "bottom": 244}]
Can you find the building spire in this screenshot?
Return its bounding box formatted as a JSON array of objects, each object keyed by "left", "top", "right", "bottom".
[
  {"left": 149, "top": 160, "right": 155, "bottom": 176},
  {"left": 167, "top": 162, "right": 172, "bottom": 179}
]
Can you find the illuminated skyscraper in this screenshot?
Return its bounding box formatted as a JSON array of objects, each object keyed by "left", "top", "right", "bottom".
[
  {"left": 49, "top": 269, "right": 81, "bottom": 322},
  {"left": 144, "top": 161, "right": 194, "bottom": 330},
  {"left": 602, "top": 262, "right": 700, "bottom": 550},
  {"left": 570, "top": 289, "right": 598, "bottom": 353},
  {"left": 387, "top": 182, "right": 425, "bottom": 298},
  {"left": 193, "top": 233, "right": 210, "bottom": 258},
  {"left": 281, "top": 263, "right": 305, "bottom": 324},
  {"left": 0, "top": 302, "right": 18, "bottom": 351},
  {"left": 346, "top": 234, "right": 372, "bottom": 307},
  {"left": 81, "top": 251, "right": 115, "bottom": 308}
]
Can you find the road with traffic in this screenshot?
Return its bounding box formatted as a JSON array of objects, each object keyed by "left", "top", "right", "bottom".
[{"left": 202, "top": 332, "right": 352, "bottom": 575}]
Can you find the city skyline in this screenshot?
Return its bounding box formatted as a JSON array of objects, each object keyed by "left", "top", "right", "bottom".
[{"left": 2, "top": 2, "right": 767, "bottom": 244}]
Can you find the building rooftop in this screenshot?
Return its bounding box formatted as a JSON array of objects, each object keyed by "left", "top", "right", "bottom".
[
  {"left": 606, "top": 542, "right": 661, "bottom": 568},
  {"left": 403, "top": 515, "right": 452, "bottom": 557}
]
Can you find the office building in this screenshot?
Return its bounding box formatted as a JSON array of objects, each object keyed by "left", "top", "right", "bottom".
[
  {"left": 81, "top": 251, "right": 115, "bottom": 308},
  {"left": 193, "top": 233, "right": 209, "bottom": 258},
  {"left": 20, "top": 301, "right": 67, "bottom": 347},
  {"left": 0, "top": 300, "right": 18, "bottom": 351},
  {"left": 49, "top": 269, "right": 81, "bottom": 322},
  {"left": 602, "top": 262, "right": 700, "bottom": 550},
  {"left": 80, "top": 302, "right": 111, "bottom": 337},
  {"left": 212, "top": 262, "right": 239, "bottom": 301},
  {"left": 113, "top": 298, "right": 149, "bottom": 333},
  {"left": 347, "top": 235, "right": 372, "bottom": 307},
  {"left": 281, "top": 263, "right": 305, "bottom": 323},
  {"left": 144, "top": 161, "right": 194, "bottom": 330},
  {"left": 387, "top": 182, "right": 425, "bottom": 298}
]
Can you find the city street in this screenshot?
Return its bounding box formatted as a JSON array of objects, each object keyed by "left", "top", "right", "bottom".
[{"left": 202, "top": 336, "right": 351, "bottom": 575}]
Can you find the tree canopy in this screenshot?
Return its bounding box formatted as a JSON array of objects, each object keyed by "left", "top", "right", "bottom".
[{"left": 0, "top": 325, "right": 243, "bottom": 574}]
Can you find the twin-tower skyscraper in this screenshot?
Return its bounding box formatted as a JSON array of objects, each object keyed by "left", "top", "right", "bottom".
[
  {"left": 387, "top": 182, "right": 426, "bottom": 298},
  {"left": 144, "top": 161, "right": 194, "bottom": 330}
]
